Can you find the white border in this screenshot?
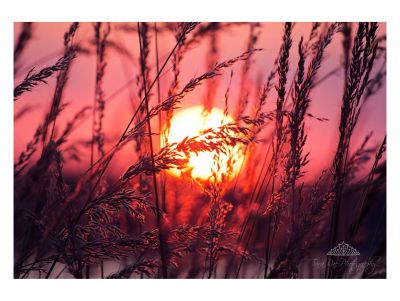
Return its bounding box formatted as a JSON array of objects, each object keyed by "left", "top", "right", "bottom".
[{"left": 1, "top": 1, "right": 399, "bottom": 301}]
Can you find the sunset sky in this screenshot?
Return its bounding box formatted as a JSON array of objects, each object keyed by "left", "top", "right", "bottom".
[{"left": 14, "top": 22, "right": 386, "bottom": 183}]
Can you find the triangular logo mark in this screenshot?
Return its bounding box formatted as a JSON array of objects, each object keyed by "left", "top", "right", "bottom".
[{"left": 327, "top": 241, "right": 360, "bottom": 256}]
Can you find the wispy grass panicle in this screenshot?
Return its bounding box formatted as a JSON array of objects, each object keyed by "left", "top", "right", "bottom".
[
  {"left": 286, "top": 23, "right": 338, "bottom": 233},
  {"left": 134, "top": 22, "right": 152, "bottom": 155},
  {"left": 304, "top": 22, "right": 321, "bottom": 53},
  {"left": 137, "top": 22, "right": 151, "bottom": 113},
  {"left": 262, "top": 22, "right": 293, "bottom": 278},
  {"left": 204, "top": 30, "right": 219, "bottom": 112},
  {"left": 42, "top": 22, "right": 79, "bottom": 144},
  {"left": 341, "top": 22, "right": 352, "bottom": 85},
  {"left": 91, "top": 22, "right": 111, "bottom": 164},
  {"left": 254, "top": 59, "right": 278, "bottom": 120},
  {"left": 14, "top": 51, "right": 75, "bottom": 101},
  {"left": 236, "top": 22, "right": 262, "bottom": 119},
  {"left": 326, "top": 22, "right": 379, "bottom": 278},
  {"left": 14, "top": 22, "right": 33, "bottom": 73}
]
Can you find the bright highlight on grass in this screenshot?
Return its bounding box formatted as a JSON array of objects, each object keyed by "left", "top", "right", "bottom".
[{"left": 164, "top": 105, "right": 245, "bottom": 181}]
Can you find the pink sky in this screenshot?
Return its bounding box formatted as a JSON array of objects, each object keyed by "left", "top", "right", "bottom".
[{"left": 14, "top": 22, "right": 386, "bottom": 183}]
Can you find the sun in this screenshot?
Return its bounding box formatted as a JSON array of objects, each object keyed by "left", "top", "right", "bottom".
[{"left": 163, "top": 105, "right": 245, "bottom": 182}]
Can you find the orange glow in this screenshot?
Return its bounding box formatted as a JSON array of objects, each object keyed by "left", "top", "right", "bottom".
[{"left": 163, "top": 106, "right": 245, "bottom": 182}]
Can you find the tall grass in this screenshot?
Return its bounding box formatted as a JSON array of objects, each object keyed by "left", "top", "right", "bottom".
[{"left": 14, "top": 22, "right": 386, "bottom": 279}]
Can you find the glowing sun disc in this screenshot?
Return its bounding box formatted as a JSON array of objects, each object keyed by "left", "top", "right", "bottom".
[{"left": 163, "top": 105, "right": 245, "bottom": 181}]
